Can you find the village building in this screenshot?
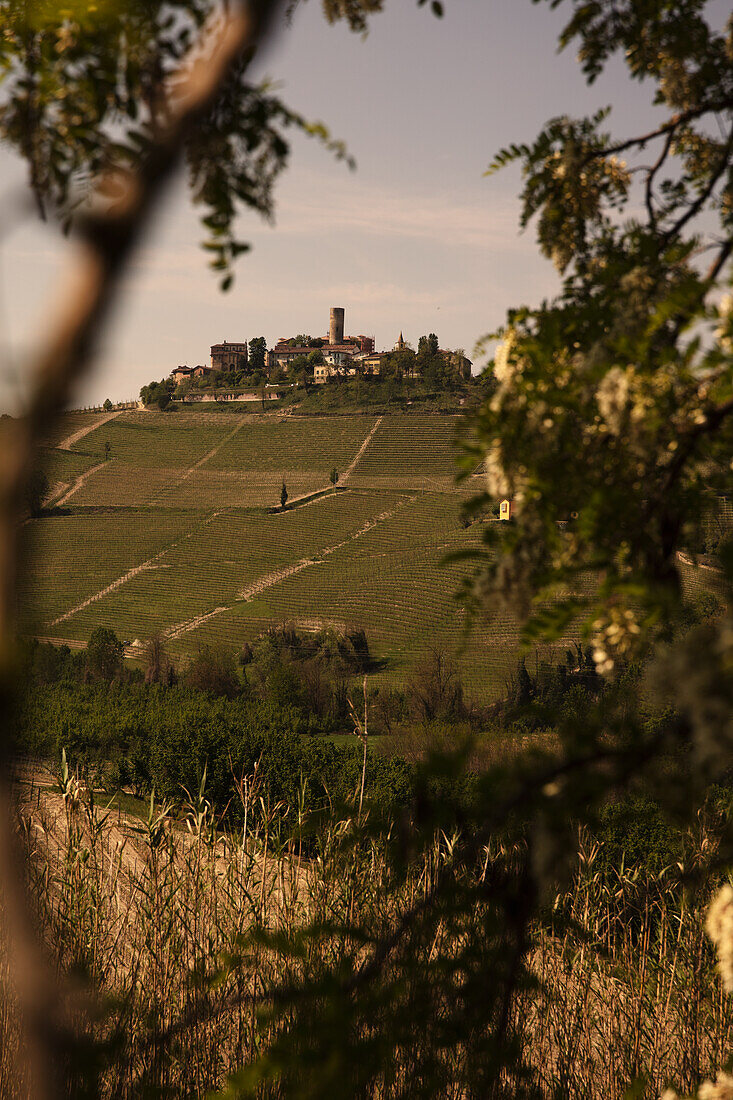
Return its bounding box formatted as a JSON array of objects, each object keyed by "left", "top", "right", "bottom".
[
  {"left": 269, "top": 307, "right": 374, "bottom": 371},
  {"left": 356, "top": 353, "right": 384, "bottom": 374},
  {"left": 169, "top": 304, "right": 470, "bottom": 389},
  {"left": 210, "top": 341, "right": 248, "bottom": 371},
  {"left": 439, "top": 349, "right": 473, "bottom": 380}
]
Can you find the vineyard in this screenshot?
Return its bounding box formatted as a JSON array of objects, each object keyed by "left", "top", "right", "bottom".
[{"left": 23, "top": 408, "right": 536, "bottom": 699}]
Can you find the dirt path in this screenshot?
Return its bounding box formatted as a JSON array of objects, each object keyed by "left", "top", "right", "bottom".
[
  {"left": 49, "top": 510, "right": 224, "bottom": 627},
  {"left": 148, "top": 417, "right": 247, "bottom": 506},
  {"left": 677, "top": 550, "right": 724, "bottom": 574},
  {"left": 58, "top": 411, "right": 121, "bottom": 450},
  {"left": 271, "top": 487, "right": 350, "bottom": 513},
  {"left": 340, "top": 416, "right": 383, "bottom": 484},
  {"left": 43, "top": 480, "right": 69, "bottom": 507},
  {"left": 164, "top": 606, "right": 230, "bottom": 641},
  {"left": 162, "top": 494, "right": 417, "bottom": 642},
  {"left": 55, "top": 460, "right": 109, "bottom": 507}
]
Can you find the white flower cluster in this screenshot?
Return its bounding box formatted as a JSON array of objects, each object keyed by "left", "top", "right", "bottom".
[
  {"left": 61, "top": 774, "right": 86, "bottom": 810},
  {"left": 493, "top": 328, "right": 518, "bottom": 385},
  {"left": 706, "top": 883, "right": 733, "bottom": 992},
  {"left": 699, "top": 1074, "right": 733, "bottom": 1100},
  {"left": 716, "top": 293, "right": 733, "bottom": 354},
  {"left": 596, "top": 366, "right": 631, "bottom": 435},
  {"left": 590, "top": 607, "right": 641, "bottom": 675},
  {"left": 663, "top": 1071, "right": 733, "bottom": 1100},
  {"left": 484, "top": 441, "right": 513, "bottom": 499}
]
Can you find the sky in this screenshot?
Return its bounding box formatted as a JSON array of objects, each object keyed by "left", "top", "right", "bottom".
[{"left": 0, "top": 0, "right": 675, "bottom": 409}]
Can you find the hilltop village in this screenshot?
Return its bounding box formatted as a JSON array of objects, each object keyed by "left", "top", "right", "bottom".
[{"left": 143, "top": 306, "right": 473, "bottom": 407}]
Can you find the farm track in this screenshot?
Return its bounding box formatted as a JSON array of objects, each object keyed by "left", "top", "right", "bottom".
[
  {"left": 273, "top": 487, "right": 347, "bottom": 512},
  {"left": 147, "top": 417, "right": 247, "bottom": 506},
  {"left": 55, "top": 461, "right": 109, "bottom": 506},
  {"left": 340, "top": 416, "right": 383, "bottom": 484},
  {"left": 677, "top": 550, "right": 723, "bottom": 574},
  {"left": 49, "top": 510, "right": 225, "bottom": 627},
  {"left": 164, "top": 494, "right": 418, "bottom": 641},
  {"left": 164, "top": 606, "right": 231, "bottom": 641},
  {"left": 58, "top": 410, "right": 121, "bottom": 450}
]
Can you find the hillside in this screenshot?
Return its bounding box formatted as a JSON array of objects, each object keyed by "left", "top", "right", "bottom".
[{"left": 22, "top": 409, "right": 540, "bottom": 700}]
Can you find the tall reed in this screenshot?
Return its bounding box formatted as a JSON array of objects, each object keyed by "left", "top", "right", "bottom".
[{"left": 3, "top": 767, "right": 731, "bottom": 1097}]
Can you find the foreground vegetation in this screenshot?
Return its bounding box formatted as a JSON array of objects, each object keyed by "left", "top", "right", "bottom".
[{"left": 3, "top": 755, "right": 732, "bottom": 1098}]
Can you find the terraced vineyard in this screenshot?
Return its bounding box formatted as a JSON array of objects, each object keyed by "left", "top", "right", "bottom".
[{"left": 20, "top": 407, "right": 531, "bottom": 700}]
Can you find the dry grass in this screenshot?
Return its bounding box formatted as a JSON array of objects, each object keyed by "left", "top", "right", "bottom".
[{"left": 2, "top": 767, "right": 731, "bottom": 1098}]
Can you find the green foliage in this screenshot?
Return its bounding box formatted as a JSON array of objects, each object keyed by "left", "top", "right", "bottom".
[
  {"left": 85, "top": 626, "right": 123, "bottom": 682},
  {"left": 16, "top": 675, "right": 413, "bottom": 821},
  {"left": 248, "top": 335, "right": 267, "bottom": 374},
  {"left": 139, "top": 378, "right": 172, "bottom": 409},
  {"left": 25, "top": 466, "right": 49, "bottom": 516}
]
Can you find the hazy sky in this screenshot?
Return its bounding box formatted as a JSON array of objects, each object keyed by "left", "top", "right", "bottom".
[{"left": 0, "top": 1, "right": 672, "bottom": 408}]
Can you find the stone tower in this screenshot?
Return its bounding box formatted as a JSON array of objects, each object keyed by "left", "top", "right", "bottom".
[{"left": 329, "top": 307, "right": 345, "bottom": 346}]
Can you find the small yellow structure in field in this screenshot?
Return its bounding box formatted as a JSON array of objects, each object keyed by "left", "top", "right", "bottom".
[{"left": 499, "top": 499, "right": 514, "bottom": 521}]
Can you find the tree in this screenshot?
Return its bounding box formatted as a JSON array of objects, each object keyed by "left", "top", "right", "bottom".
[
  {"left": 281, "top": 479, "right": 288, "bottom": 509},
  {"left": 248, "top": 336, "right": 267, "bottom": 373},
  {"left": 102, "top": 398, "right": 112, "bottom": 411},
  {"left": 417, "top": 332, "right": 439, "bottom": 359},
  {"left": 86, "top": 627, "right": 123, "bottom": 682},
  {"left": 25, "top": 469, "right": 49, "bottom": 517},
  {"left": 330, "top": 467, "right": 338, "bottom": 486},
  {"left": 139, "top": 379, "right": 172, "bottom": 410},
  {"left": 143, "top": 633, "right": 176, "bottom": 686},
  {"left": 104, "top": 441, "right": 111, "bottom": 461},
  {"left": 183, "top": 645, "right": 239, "bottom": 699}
]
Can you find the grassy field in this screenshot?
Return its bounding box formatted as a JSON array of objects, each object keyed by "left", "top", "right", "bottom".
[{"left": 19, "top": 408, "right": 526, "bottom": 699}]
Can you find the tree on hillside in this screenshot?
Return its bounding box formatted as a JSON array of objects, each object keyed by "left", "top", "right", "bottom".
[
  {"left": 289, "top": 353, "right": 311, "bottom": 384},
  {"left": 86, "top": 627, "right": 123, "bottom": 682},
  {"left": 281, "top": 479, "right": 288, "bottom": 509},
  {"left": 417, "top": 332, "right": 439, "bottom": 359},
  {"left": 139, "top": 379, "right": 172, "bottom": 410},
  {"left": 25, "top": 469, "right": 49, "bottom": 517},
  {"left": 143, "top": 633, "right": 176, "bottom": 686},
  {"left": 383, "top": 346, "right": 415, "bottom": 381},
  {"left": 248, "top": 336, "right": 267, "bottom": 373}
]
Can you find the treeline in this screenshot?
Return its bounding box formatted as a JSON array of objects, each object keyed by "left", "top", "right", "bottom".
[
  {"left": 14, "top": 632, "right": 412, "bottom": 820},
  {"left": 13, "top": 628, "right": 698, "bottom": 876}
]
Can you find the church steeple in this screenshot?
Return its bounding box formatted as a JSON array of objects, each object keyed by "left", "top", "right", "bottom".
[{"left": 395, "top": 331, "right": 406, "bottom": 351}]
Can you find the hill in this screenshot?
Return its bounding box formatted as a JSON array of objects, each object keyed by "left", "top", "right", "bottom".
[{"left": 22, "top": 408, "right": 551, "bottom": 700}]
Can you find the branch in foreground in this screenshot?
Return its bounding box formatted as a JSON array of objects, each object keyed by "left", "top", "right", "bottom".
[{"left": 0, "top": 4, "right": 283, "bottom": 1097}]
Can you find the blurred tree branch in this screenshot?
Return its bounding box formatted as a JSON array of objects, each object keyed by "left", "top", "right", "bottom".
[{"left": 0, "top": 3, "right": 283, "bottom": 1095}]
